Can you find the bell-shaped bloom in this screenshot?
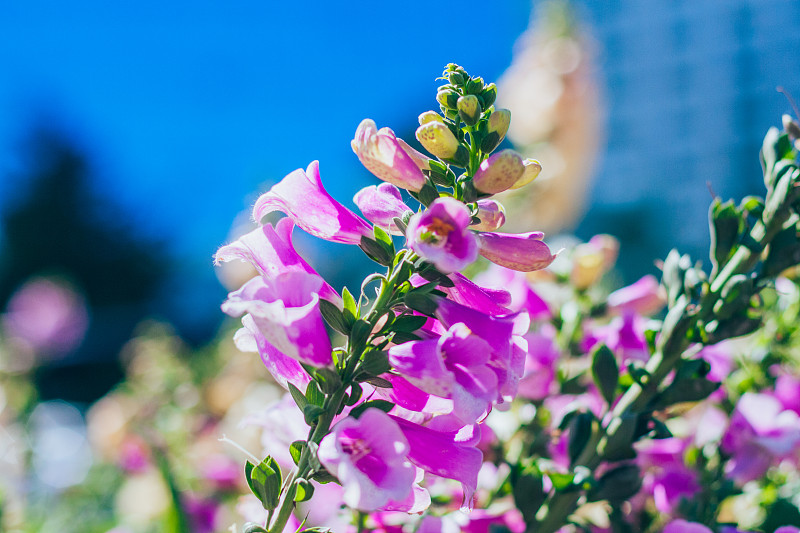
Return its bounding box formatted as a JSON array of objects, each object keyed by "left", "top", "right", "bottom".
[
  {"left": 390, "top": 415, "right": 483, "bottom": 508},
  {"left": 477, "top": 231, "right": 557, "bottom": 272},
  {"left": 318, "top": 408, "right": 416, "bottom": 511},
  {"left": 509, "top": 158, "right": 542, "bottom": 190},
  {"left": 721, "top": 392, "right": 800, "bottom": 483},
  {"left": 607, "top": 275, "right": 666, "bottom": 316},
  {"left": 470, "top": 199, "right": 506, "bottom": 232},
  {"left": 221, "top": 271, "right": 332, "bottom": 367},
  {"left": 406, "top": 198, "right": 479, "bottom": 274},
  {"left": 233, "top": 315, "right": 311, "bottom": 391},
  {"left": 517, "top": 329, "right": 559, "bottom": 401},
  {"left": 416, "top": 121, "right": 461, "bottom": 160},
  {"left": 472, "top": 149, "right": 525, "bottom": 195},
  {"left": 215, "top": 218, "right": 340, "bottom": 304},
  {"left": 473, "top": 264, "right": 551, "bottom": 320},
  {"left": 252, "top": 161, "right": 372, "bottom": 244},
  {"left": 352, "top": 119, "right": 427, "bottom": 192},
  {"left": 435, "top": 297, "right": 530, "bottom": 402},
  {"left": 388, "top": 323, "right": 500, "bottom": 423},
  {"left": 441, "top": 273, "right": 512, "bottom": 316},
  {"left": 353, "top": 183, "right": 413, "bottom": 236}
]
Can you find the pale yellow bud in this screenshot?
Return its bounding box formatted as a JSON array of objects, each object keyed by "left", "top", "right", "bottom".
[
  {"left": 416, "top": 121, "right": 460, "bottom": 159},
  {"left": 418, "top": 111, "right": 444, "bottom": 126},
  {"left": 510, "top": 159, "right": 542, "bottom": 189},
  {"left": 570, "top": 245, "right": 605, "bottom": 289}
]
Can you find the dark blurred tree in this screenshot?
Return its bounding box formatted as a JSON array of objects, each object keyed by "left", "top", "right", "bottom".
[{"left": 0, "top": 128, "right": 169, "bottom": 403}]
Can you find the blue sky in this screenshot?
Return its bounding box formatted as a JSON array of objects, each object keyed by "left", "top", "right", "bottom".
[{"left": 0, "top": 1, "right": 532, "bottom": 334}]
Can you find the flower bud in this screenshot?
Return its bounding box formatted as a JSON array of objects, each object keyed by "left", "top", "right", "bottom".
[
  {"left": 416, "top": 121, "right": 461, "bottom": 160},
  {"left": 418, "top": 110, "right": 444, "bottom": 125},
  {"left": 436, "top": 89, "right": 459, "bottom": 110},
  {"left": 457, "top": 95, "right": 481, "bottom": 126},
  {"left": 472, "top": 149, "right": 525, "bottom": 195},
  {"left": 480, "top": 109, "right": 511, "bottom": 153},
  {"left": 448, "top": 71, "right": 466, "bottom": 86},
  {"left": 465, "top": 76, "right": 484, "bottom": 95},
  {"left": 481, "top": 83, "right": 497, "bottom": 109},
  {"left": 509, "top": 159, "right": 542, "bottom": 189},
  {"left": 471, "top": 199, "right": 506, "bottom": 231}
]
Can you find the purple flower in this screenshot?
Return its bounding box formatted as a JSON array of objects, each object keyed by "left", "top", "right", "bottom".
[
  {"left": 352, "top": 119, "right": 428, "bottom": 192},
  {"left": 435, "top": 297, "right": 530, "bottom": 402},
  {"left": 318, "top": 408, "right": 416, "bottom": 511},
  {"left": 775, "top": 373, "right": 800, "bottom": 415},
  {"left": 440, "top": 273, "right": 513, "bottom": 316},
  {"left": 722, "top": 392, "right": 800, "bottom": 483},
  {"left": 636, "top": 438, "right": 699, "bottom": 514},
  {"left": 606, "top": 275, "right": 665, "bottom": 316},
  {"left": 353, "top": 183, "right": 413, "bottom": 236},
  {"left": 663, "top": 520, "right": 713, "bottom": 533},
  {"left": 517, "top": 329, "right": 559, "bottom": 401},
  {"left": 472, "top": 149, "right": 525, "bottom": 195},
  {"left": 252, "top": 161, "right": 372, "bottom": 244},
  {"left": 215, "top": 217, "right": 340, "bottom": 304},
  {"left": 3, "top": 277, "right": 89, "bottom": 356},
  {"left": 477, "top": 231, "right": 557, "bottom": 272},
  {"left": 472, "top": 264, "right": 551, "bottom": 320},
  {"left": 390, "top": 415, "right": 483, "bottom": 508},
  {"left": 406, "top": 198, "right": 479, "bottom": 274},
  {"left": 222, "top": 271, "right": 332, "bottom": 368},
  {"left": 583, "top": 312, "right": 650, "bottom": 365},
  {"left": 388, "top": 323, "right": 500, "bottom": 423}
]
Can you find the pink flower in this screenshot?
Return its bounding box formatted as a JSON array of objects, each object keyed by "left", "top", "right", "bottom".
[
  {"left": 406, "top": 198, "right": 479, "bottom": 274},
  {"left": 607, "top": 275, "right": 666, "bottom": 316},
  {"left": 663, "top": 520, "right": 713, "bottom": 533},
  {"left": 222, "top": 271, "right": 332, "bottom": 368},
  {"left": 477, "top": 231, "right": 557, "bottom": 272},
  {"left": 252, "top": 161, "right": 372, "bottom": 244},
  {"left": 473, "top": 264, "right": 551, "bottom": 320},
  {"left": 440, "top": 273, "right": 512, "bottom": 316},
  {"left": 635, "top": 438, "right": 699, "bottom": 514},
  {"left": 215, "top": 217, "right": 340, "bottom": 304},
  {"left": 722, "top": 392, "right": 800, "bottom": 483},
  {"left": 388, "top": 323, "right": 500, "bottom": 423},
  {"left": 352, "top": 119, "right": 428, "bottom": 192},
  {"left": 517, "top": 329, "right": 559, "bottom": 401},
  {"left": 318, "top": 408, "right": 416, "bottom": 511},
  {"left": 470, "top": 199, "right": 506, "bottom": 231},
  {"left": 353, "top": 183, "right": 413, "bottom": 236}
]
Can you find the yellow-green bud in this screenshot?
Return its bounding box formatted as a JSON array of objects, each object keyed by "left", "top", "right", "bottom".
[
  {"left": 457, "top": 95, "right": 481, "bottom": 126},
  {"left": 481, "top": 83, "right": 497, "bottom": 108},
  {"left": 465, "top": 76, "right": 484, "bottom": 95},
  {"left": 480, "top": 109, "right": 511, "bottom": 153},
  {"left": 436, "top": 89, "right": 459, "bottom": 110},
  {"left": 418, "top": 111, "right": 444, "bottom": 125},
  {"left": 448, "top": 71, "right": 466, "bottom": 86},
  {"left": 416, "top": 121, "right": 460, "bottom": 160},
  {"left": 510, "top": 159, "right": 542, "bottom": 189}
]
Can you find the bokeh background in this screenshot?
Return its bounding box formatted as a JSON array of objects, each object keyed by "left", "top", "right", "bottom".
[{"left": 0, "top": 0, "right": 799, "bottom": 529}]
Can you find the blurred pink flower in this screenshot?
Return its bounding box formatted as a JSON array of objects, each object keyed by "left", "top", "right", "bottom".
[
  {"left": 606, "top": 275, "right": 665, "bottom": 316},
  {"left": 3, "top": 277, "right": 89, "bottom": 356}
]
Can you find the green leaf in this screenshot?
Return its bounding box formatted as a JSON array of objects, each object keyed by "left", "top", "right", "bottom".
[
  {"left": 349, "top": 319, "right": 373, "bottom": 354},
  {"left": 243, "top": 523, "right": 269, "bottom": 533},
  {"left": 586, "top": 464, "right": 642, "bottom": 503},
  {"left": 590, "top": 344, "right": 619, "bottom": 407},
  {"left": 349, "top": 399, "right": 395, "bottom": 419},
  {"left": 345, "top": 383, "right": 363, "bottom": 406},
  {"left": 392, "top": 315, "right": 429, "bottom": 333},
  {"left": 373, "top": 225, "right": 395, "bottom": 255},
  {"left": 568, "top": 412, "right": 596, "bottom": 466},
  {"left": 391, "top": 331, "right": 422, "bottom": 344},
  {"left": 303, "top": 404, "right": 326, "bottom": 425},
  {"left": 511, "top": 468, "right": 545, "bottom": 523},
  {"left": 318, "top": 299, "right": 350, "bottom": 335},
  {"left": 547, "top": 472, "right": 576, "bottom": 491},
  {"left": 314, "top": 367, "right": 342, "bottom": 395},
  {"left": 342, "top": 287, "right": 358, "bottom": 318},
  {"left": 290, "top": 440, "right": 305, "bottom": 466},
  {"left": 358, "top": 350, "right": 391, "bottom": 377},
  {"left": 305, "top": 380, "right": 325, "bottom": 407},
  {"left": 288, "top": 383, "right": 308, "bottom": 412},
  {"left": 418, "top": 182, "right": 440, "bottom": 207},
  {"left": 601, "top": 414, "right": 639, "bottom": 462},
  {"left": 363, "top": 376, "right": 393, "bottom": 388},
  {"left": 294, "top": 478, "right": 315, "bottom": 502},
  {"left": 359, "top": 235, "right": 394, "bottom": 266},
  {"left": 404, "top": 291, "right": 439, "bottom": 317},
  {"left": 246, "top": 456, "right": 282, "bottom": 510}
]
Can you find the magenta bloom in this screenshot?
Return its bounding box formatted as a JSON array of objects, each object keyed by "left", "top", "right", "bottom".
[
  {"left": 636, "top": 438, "right": 700, "bottom": 514},
  {"left": 222, "top": 271, "right": 332, "bottom": 367},
  {"left": 441, "top": 273, "right": 512, "bottom": 316},
  {"left": 775, "top": 373, "right": 800, "bottom": 415},
  {"left": 477, "top": 231, "right": 557, "bottom": 272},
  {"left": 406, "top": 197, "right": 479, "bottom": 274},
  {"left": 351, "top": 119, "right": 428, "bottom": 192},
  {"left": 583, "top": 312, "right": 650, "bottom": 364},
  {"left": 215, "top": 217, "right": 340, "bottom": 304},
  {"left": 473, "top": 264, "right": 551, "bottom": 320},
  {"left": 252, "top": 161, "right": 372, "bottom": 244},
  {"left": 471, "top": 199, "right": 506, "bottom": 231},
  {"left": 517, "top": 330, "right": 559, "bottom": 401},
  {"left": 353, "top": 183, "right": 413, "bottom": 236},
  {"left": 390, "top": 415, "right": 483, "bottom": 508},
  {"left": 721, "top": 392, "right": 800, "bottom": 483},
  {"left": 388, "top": 323, "right": 500, "bottom": 423},
  {"left": 607, "top": 275, "right": 666, "bottom": 316},
  {"left": 318, "top": 408, "right": 416, "bottom": 511},
  {"left": 234, "top": 315, "right": 311, "bottom": 390},
  {"left": 663, "top": 520, "right": 713, "bottom": 533}
]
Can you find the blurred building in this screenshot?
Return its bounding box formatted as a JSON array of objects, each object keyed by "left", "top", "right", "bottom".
[{"left": 574, "top": 0, "right": 800, "bottom": 278}]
